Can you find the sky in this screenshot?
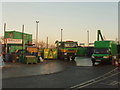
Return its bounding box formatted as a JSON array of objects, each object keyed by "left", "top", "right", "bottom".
[{"left": 1, "top": 1, "right": 118, "bottom": 45}]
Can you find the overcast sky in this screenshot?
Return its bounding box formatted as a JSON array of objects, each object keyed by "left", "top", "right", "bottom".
[{"left": 1, "top": 2, "right": 118, "bottom": 45}]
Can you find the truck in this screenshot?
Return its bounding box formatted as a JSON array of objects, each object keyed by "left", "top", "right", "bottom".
[
  {"left": 91, "top": 30, "right": 118, "bottom": 66},
  {"left": 117, "top": 44, "right": 120, "bottom": 60},
  {"left": 55, "top": 40, "right": 78, "bottom": 61}
]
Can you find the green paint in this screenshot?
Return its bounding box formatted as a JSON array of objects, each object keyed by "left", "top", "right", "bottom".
[
  {"left": 5, "top": 31, "right": 32, "bottom": 44},
  {"left": 44, "top": 48, "right": 58, "bottom": 59},
  {"left": 92, "top": 40, "right": 117, "bottom": 63},
  {"left": 77, "top": 47, "right": 87, "bottom": 56}
]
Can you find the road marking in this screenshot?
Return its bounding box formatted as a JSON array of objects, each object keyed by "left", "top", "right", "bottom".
[
  {"left": 108, "top": 81, "right": 120, "bottom": 86},
  {"left": 66, "top": 67, "right": 119, "bottom": 90},
  {"left": 100, "top": 80, "right": 120, "bottom": 86}
]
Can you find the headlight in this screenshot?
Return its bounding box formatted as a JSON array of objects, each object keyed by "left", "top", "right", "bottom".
[
  {"left": 92, "top": 56, "right": 94, "bottom": 58},
  {"left": 103, "top": 56, "right": 109, "bottom": 58},
  {"left": 64, "top": 53, "right": 67, "bottom": 55},
  {"left": 113, "top": 56, "right": 116, "bottom": 59},
  {"left": 61, "top": 49, "right": 67, "bottom": 52},
  {"left": 75, "top": 50, "right": 78, "bottom": 52},
  {"left": 64, "top": 49, "right": 67, "bottom": 52}
]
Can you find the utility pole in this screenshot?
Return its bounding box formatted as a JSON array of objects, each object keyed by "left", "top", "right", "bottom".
[
  {"left": 4, "top": 23, "right": 7, "bottom": 54},
  {"left": 36, "top": 21, "right": 39, "bottom": 47},
  {"left": 61, "top": 29, "right": 63, "bottom": 42},
  {"left": 22, "top": 25, "right": 24, "bottom": 55},
  {"left": 46, "top": 36, "right": 48, "bottom": 48},
  {"left": 87, "top": 30, "right": 89, "bottom": 46}
]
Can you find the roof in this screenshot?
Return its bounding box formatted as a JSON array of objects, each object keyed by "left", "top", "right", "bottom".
[
  {"left": 5, "top": 30, "right": 32, "bottom": 35},
  {"left": 95, "top": 40, "right": 115, "bottom": 42}
]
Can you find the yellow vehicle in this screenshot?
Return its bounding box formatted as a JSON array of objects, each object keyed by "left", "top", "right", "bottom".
[{"left": 26, "top": 46, "right": 38, "bottom": 54}]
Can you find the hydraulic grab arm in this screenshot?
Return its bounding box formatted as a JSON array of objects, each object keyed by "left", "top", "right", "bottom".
[{"left": 97, "top": 30, "right": 104, "bottom": 41}]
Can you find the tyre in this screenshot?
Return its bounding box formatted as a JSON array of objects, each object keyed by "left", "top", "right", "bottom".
[
  {"left": 67, "top": 57, "right": 70, "bottom": 60},
  {"left": 92, "top": 61, "right": 95, "bottom": 66},
  {"left": 66, "top": 57, "right": 70, "bottom": 61},
  {"left": 71, "top": 57, "right": 75, "bottom": 61},
  {"left": 92, "top": 59, "right": 95, "bottom": 66}
]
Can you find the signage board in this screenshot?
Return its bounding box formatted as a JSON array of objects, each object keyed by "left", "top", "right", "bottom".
[{"left": 5, "top": 38, "right": 22, "bottom": 44}]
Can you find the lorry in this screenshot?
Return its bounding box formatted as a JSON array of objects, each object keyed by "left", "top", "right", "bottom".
[
  {"left": 55, "top": 40, "right": 78, "bottom": 61},
  {"left": 91, "top": 30, "right": 118, "bottom": 66},
  {"left": 117, "top": 44, "right": 120, "bottom": 61}
]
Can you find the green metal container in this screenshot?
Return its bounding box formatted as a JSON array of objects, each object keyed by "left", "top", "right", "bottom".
[
  {"left": 25, "top": 56, "right": 38, "bottom": 64},
  {"left": 44, "top": 48, "right": 58, "bottom": 59},
  {"left": 19, "top": 55, "right": 25, "bottom": 63},
  {"left": 77, "top": 47, "right": 87, "bottom": 56},
  {"left": 19, "top": 55, "right": 38, "bottom": 64}
]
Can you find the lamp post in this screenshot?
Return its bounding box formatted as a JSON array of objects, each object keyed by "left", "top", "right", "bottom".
[
  {"left": 87, "top": 30, "right": 89, "bottom": 46},
  {"left": 22, "top": 25, "right": 24, "bottom": 55},
  {"left": 36, "top": 21, "right": 39, "bottom": 47},
  {"left": 46, "top": 36, "right": 48, "bottom": 48},
  {"left": 61, "top": 29, "right": 63, "bottom": 42},
  {"left": 4, "top": 23, "right": 7, "bottom": 54}
]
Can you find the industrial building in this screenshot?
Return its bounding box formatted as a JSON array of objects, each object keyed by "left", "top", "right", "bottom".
[{"left": 4, "top": 31, "right": 32, "bottom": 54}]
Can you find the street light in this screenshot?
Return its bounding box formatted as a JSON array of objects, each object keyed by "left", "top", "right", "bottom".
[
  {"left": 4, "top": 23, "right": 7, "bottom": 54},
  {"left": 46, "top": 36, "right": 48, "bottom": 48},
  {"left": 36, "top": 21, "right": 39, "bottom": 47},
  {"left": 22, "top": 25, "right": 24, "bottom": 55},
  {"left": 87, "top": 30, "right": 89, "bottom": 46},
  {"left": 61, "top": 29, "right": 63, "bottom": 42}
]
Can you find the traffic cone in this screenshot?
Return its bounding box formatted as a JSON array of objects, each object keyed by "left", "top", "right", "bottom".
[
  {"left": 115, "top": 58, "right": 119, "bottom": 67},
  {"left": 112, "top": 58, "right": 114, "bottom": 65}
]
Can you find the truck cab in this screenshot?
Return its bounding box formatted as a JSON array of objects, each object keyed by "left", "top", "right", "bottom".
[
  {"left": 56, "top": 40, "right": 78, "bottom": 61},
  {"left": 91, "top": 40, "right": 117, "bottom": 66}
]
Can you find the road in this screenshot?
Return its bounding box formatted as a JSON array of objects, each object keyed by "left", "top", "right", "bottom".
[{"left": 2, "top": 57, "right": 119, "bottom": 88}]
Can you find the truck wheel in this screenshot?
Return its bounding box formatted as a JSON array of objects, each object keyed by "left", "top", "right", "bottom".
[
  {"left": 92, "top": 61, "right": 95, "bottom": 66},
  {"left": 67, "top": 57, "right": 70, "bottom": 61},
  {"left": 58, "top": 55, "right": 64, "bottom": 60},
  {"left": 71, "top": 57, "right": 75, "bottom": 61}
]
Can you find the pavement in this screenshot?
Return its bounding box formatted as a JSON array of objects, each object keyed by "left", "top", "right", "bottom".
[
  {"left": 2, "top": 57, "right": 91, "bottom": 79},
  {"left": 2, "top": 60, "right": 68, "bottom": 79},
  {"left": 1, "top": 57, "right": 119, "bottom": 88}
]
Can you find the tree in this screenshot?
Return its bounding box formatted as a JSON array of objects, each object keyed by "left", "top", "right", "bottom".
[
  {"left": 49, "top": 44, "right": 55, "bottom": 48},
  {"left": 32, "top": 39, "right": 56, "bottom": 48},
  {"left": 38, "top": 40, "right": 46, "bottom": 48}
]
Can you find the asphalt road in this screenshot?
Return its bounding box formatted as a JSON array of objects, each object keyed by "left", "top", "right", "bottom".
[
  {"left": 84, "top": 73, "right": 120, "bottom": 88},
  {"left": 2, "top": 57, "right": 119, "bottom": 88}
]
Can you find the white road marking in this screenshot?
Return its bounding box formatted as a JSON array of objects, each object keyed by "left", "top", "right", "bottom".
[{"left": 67, "top": 67, "right": 119, "bottom": 90}]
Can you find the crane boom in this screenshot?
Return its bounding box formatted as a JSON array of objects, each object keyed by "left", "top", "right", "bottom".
[{"left": 97, "top": 30, "right": 104, "bottom": 41}]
